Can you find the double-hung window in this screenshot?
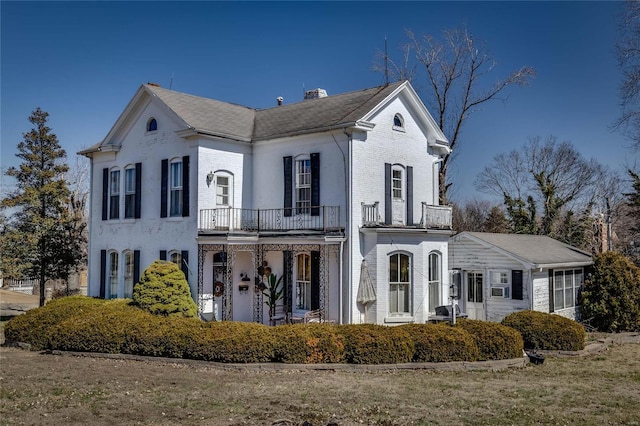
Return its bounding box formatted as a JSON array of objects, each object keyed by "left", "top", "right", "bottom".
[
  {"left": 109, "top": 170, "right": 120, "bottom": 219},
  {"left": 428, "top": 252, "right": 441, "bottom": 312},
  {"left": 124, "top": 166, "right": 136, "bottom": 219},
  {"left": 170, "top": 160, "right": 183, "bottom": 216},
  {"left": 216, "top": 176, "right": 229, "bottom": 206},
  {"left": 490, "top": 271, "right": 511, "bottom": 298},
  {"left": 389, "top": 253, "right": 411, "bottom": 315},
  {"left": 295, "top": 159, "right": 311, "bottom": 214},
  {"left": 296, "top": 253, "right": 311, "bottom": 310},
  {"left": 553, "top": 269, "right": 583, "bottom": 310},
  {"left": 392, "top": 169, "right": 403, "bottom": 200}
]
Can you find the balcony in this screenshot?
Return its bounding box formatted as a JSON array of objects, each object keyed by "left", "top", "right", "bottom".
[
  {"left": 199, "top": 206, "right": 342, "bottom": 234},
  {"left": 361, "top": 201, "right": 452, "bottom": 230}
]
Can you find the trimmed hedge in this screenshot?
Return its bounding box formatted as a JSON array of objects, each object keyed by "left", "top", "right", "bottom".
[
  {"left": 456, "top": 319, "right": 524, "bottom": 360},
  {"left": 502, "top": 310, "right": 585, "bottom": 351},
  {"left": 273, "top": 324, "right": 345, "bottom": 364},
  {"left": 336, "top": 324, "right": 414, "bottom": 364},
  {"left": 399, "top": 323, "right": 479, "bottom": 362},
  {"left": 6, "top": 297, "right": 533, "bottom": 364}
]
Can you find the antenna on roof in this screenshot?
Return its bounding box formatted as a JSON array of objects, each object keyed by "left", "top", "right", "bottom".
[
  {"left": 302, "top": 82, "right": 305, "bottom": 99},
  {"left": 169, "top": 72, "right": 175, "bottom": 90},
  {"left": 384, "top": 35, "right": 389, "bottom": 86}
]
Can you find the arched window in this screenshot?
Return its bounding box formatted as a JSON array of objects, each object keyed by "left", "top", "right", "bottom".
[
  {"left": 393, "top": 113, "right": 405, "bottom": 130},
  {"left": 389, "top": 252, "right": 411, "bottom": 315},
  {"left": 213, "top": 171, "right": 233, "bottom": 207},
  {"left": 169, "top": 251, "right": 182, "bottom": 268},
  {"left": 123, "top": 250, "right": 134, "bottom": 298},
  {"left": 109, "top": 251, "right": 119, "bottom": 299},
  {"left": 147, "top": 117, "right": 158, "bottom": 132},
  {"left": 428, "top": 251, "right": 441, "bottom": 312},
  {"left": 295, "top": 253, "right": 311, "bottom": 310}
]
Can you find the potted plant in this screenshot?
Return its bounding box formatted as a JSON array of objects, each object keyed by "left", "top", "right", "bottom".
[{"left": 262, "top": 272, "right": 284, "bottom": 325}]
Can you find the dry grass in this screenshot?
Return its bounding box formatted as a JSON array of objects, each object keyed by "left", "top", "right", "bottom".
[{"left": 1, "top": 342, "right": 639, "bottom": 425}]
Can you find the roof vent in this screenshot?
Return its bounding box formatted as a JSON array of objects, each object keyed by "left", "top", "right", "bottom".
[
  {"left": 276, "top": 96, "right": 284, "bottom": 106},
  {"left": 304, "top": 88, "right": 328, "bottom": 100}
]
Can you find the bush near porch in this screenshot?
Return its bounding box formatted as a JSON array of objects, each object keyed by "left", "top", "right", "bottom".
[
  {"left": 6, "top": 296, "right": 529, "bottom": 364},
  {"left": 501, "top": 310, "right": 586, "bottom": 351}
]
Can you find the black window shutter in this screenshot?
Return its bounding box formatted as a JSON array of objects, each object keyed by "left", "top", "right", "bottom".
[
  {"left": 283, "top": 250, "right": 292, "bottom": 312},
  {"left": 548, "top": 269, "right": 554, "bottom": 312},
  {"left": 512, "top": 270, "right": 523, "bottom": 300},
  {"left": 311, "top": 251, "right": 320, "bottom": 310},
  {"left": 406, "top": 165, "right": 413, "bottom": 225},
  {"left": 133, "top": 250, "right": 141, "bottom": 288},
  {"left": 100, "top": 250, "right": 107, "bottom": 298},
  {"left": 384, "top": 163, "right": 392, "bottom": 224},
  {"left": 310, "top": 152, "right": 320, "bottom": 216},
  {"left": 182, "top": 156, "right": 190, "bottom": 217},
  {"left": 159, "top": 250, "right": 167, "bottom": 261},
  {"left": 160, "top": 159, "right": 168, "bottom": 218},
  {"left": 181, "top": 250, "right": 189, "bottom": 282},
  {"left": 134, "top": 162, "right": 142, "bottom": 219},
  {"left": 102, "top": 168, "right": 109, "bottom": 220},
  {"left": 283, "top": 156, "right": 293, "bottom": 217}
]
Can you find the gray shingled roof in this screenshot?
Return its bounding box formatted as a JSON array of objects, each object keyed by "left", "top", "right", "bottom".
[
  {"left": 144, "top": 81, "right": 405, "bottom": 142},
  {"left": 462, "top": 232, "right": 593, "bottom": 267}
]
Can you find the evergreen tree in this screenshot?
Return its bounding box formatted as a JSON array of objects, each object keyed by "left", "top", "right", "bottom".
[
  {"left": 626, "top": 170, "right": 640, "bottom": 233},
  {"left": 1, "top": 108, "right": 84, "bottom": 306}
]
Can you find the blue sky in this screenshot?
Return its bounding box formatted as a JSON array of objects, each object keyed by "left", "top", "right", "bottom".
[{"left": 1, "top": 1, "right": 636, "bottom": 203}]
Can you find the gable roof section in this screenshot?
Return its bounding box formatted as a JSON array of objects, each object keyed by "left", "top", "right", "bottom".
[
  {"left": 455, "top": 232, "right": 593, "bottom": 269},
  {"left": 252, "top": 81, "right": 405, "bottom": 140}
]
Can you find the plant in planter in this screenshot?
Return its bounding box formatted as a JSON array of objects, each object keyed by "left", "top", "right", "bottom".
[{"left": 262, "top": 271, "right": 284, "bottom": 325}]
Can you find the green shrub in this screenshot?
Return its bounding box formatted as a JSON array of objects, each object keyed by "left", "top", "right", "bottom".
[
  {"left": 580, "top": 251, "right": 640, "bottom": 332},
  {"left": 399, "top": 323, "right": 479, "bottom": 362},
  {"left": 185, "top": 322, "right": 276, "bottom": 363},
  {"left": 132, "top": 260, "right": 198, "bottom": 318},
  {"left": 3, "top": 296, "right": 103, "bottom": 350},
  {"left": 502, "top": 310, "right": 585, "bottom": 351},
  {"left": 273, "top": 324, "right": 345, "bottom": 364},
  {"left": 336, "top": 324, "right": 414, "bottom": 364},
  {"left": 456, "top": 319, "right": 523, "bottom": 360}
]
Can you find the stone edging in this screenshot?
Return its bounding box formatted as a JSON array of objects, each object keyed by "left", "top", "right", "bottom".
[{"left": 533, "top": 332, "right": 640, "bottom": 358}]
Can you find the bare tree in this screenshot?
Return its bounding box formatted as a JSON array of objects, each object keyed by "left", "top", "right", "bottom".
[
  {"left": 376, "top": 26, "right": 535, "bottom": 204},
  {"left": 452, "top": 199, "right": 508, "bottom": 233},
  {"left": 614, "top": 0, "right": 640, "bottom": 150},
  {"left": 475, "top": 136, "right": 605, "bottom": 246}
]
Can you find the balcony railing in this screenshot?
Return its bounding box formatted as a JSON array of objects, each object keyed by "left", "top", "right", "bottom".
[
  {"left": 360, "top": 201, "right": 452, "bottom": 229},
  {"left": 199, "top": 206, "right": 341, "bottom": 233}
]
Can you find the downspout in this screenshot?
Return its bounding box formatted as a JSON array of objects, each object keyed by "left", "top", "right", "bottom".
[
  {"left": 344, "top": 128, "right": 353, "bottom": 324},
  {"left": 87, "top": 159, "right": 94, "bottom": 297}
]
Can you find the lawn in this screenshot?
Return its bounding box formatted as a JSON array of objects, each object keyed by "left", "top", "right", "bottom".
[{"left": 1, "top": 342, "right": 639, "bottom": 425}]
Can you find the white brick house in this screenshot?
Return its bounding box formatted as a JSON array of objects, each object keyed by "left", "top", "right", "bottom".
[{"left": 80, "top": 81, "right": 452, "bottom": 324}]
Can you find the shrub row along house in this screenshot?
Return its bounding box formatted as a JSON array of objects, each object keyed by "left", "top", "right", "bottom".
[{"left": 80, "top": 81, "right": 592, "bottom": 325}]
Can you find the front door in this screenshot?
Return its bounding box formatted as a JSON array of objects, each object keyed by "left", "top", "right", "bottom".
[{"left": 466, "top": 271, "right": 484, "bottom": 320}]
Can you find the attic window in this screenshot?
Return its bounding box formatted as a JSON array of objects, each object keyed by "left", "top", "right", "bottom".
[
  {"left": 393, "top": 113, "right": 405, "bottom": 131},
  {"left": 147, "top": 118, "right": 158, "bottom": 132}
]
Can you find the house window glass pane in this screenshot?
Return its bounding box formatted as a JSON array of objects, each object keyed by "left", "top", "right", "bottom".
[
  {"left": 170, "top": 161, "right": 182, "bottom": 216},
  {"left": 428, "top": 252, "right": 440, "bottom": 312},
  {"left": 109, "top": 170, "right": 120, "bottom": 219},
  {"left": 295, "top": 159, "right": 311, "bottom": 214},
  {"left": 389, "top": 253, "right": 410, "bottom": 315},
  {"left": 124, "top": 251, "right": 134, "bottom": 298},
  {"left": 109, "top": 252, "right": 118, "bottom": 299},
  {"left": 296, "top": 254, "right": 311, "bottom": 310},
  {"left": 475, "top": 274, "right": 483, "bottom": 303},
  {"left": 554, "top": 271, "right": 564, "bottom": 310},
  {"left": 392, "top": 169, "right": 402, "bottom": 199},
  {"left": 564, "top": 270, "right": 574, "bottom": 308}
]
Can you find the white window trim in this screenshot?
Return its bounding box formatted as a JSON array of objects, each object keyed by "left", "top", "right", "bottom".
[
  {"left": 553, "top": 268, "right": 584, "bottom": 311},
  {"left": 392, "top": 113, "right": 405, "bottom": 132},
  {"left": 214, "top": 170, "right": 234, "bottom": 207},
  {"left": 294, "top": 156, "right": 311, "bottom": 215},
  {"left": 146, "top": 117, "right": 158, "bottom": 133},
  {"left": 169, "top": 158, "right": 183, "bottom": 217},
  {"left": 428, "top": 251, "right": 441, "bottom": 313},
  {"left": 294, "top": 252, "right": 311, "bottom": 313},
  {"left": 391, "top": 165, "right": 404, "bottom": 201},
  {"left": 388, "top": 252, "right": 412, "bottom": 316},
  {"left": 108, "top": 250, "right": 119, "bottom": 299},
  {"left": 109, "top": 168, "right": 120, "bottom": 220},
  {"left": 123, "top": 250, "right": 134, "bottom": 299},
  {"left": 489, "top": 270, "right": 511, "bottom": 299}
]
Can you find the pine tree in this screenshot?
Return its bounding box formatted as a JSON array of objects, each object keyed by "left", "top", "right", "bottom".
[{"left": 1, "top": 108, "right": 85, "bottom": 306}]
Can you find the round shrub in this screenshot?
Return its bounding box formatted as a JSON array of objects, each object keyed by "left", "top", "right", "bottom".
[
  {"left": 185, "top": 321, "right": 276, "bottom": 363},
  {"left": 502, "top": 310, "right": 585, "bottom": 351},
  {"left": 132, "top": 260, "right": 198, "bottom": 318},
  {"left": 336, "top": 324, "right": 414, "bottom": 364},
  {"left": 4, "top": 296, "right": 103, "bottom": 350},
  {"left": 399, "top": 323, "right": 479, "bottom": 362},
  {"left": 272, "top": 323, "right": 345, "bottom": 364},
  {"left": 580, "top": 251, "right": 640, "bottom": 332},
  {"left": 456, "top": 319, "right": 523, "bottom": 360}
]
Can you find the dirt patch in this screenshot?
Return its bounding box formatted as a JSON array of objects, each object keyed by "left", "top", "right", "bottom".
[{"left": 2, "top": 342, "right": 639, "bottom": 425}]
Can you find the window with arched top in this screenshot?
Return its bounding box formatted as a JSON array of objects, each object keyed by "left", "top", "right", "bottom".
[
  {"left": 389, "top": 252, "right": 411, "bottom": 315},
  {"left": 147, "top": 117, "right": 158, "bottom": 132},
  {"left": 123, "top": 250, "right": 134, "bottom": 298},
  {"left": 428, "top": 251, "right": 441, "bottom": 313},
  {"left": 393, "top": 113, "right": 405, "bottom": 131},
  {"left": 296, "top": 253, "right": 311, "bottom": 310},
  {"left": 109, "top": 250, "right": 119, "bottom": 299}
]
